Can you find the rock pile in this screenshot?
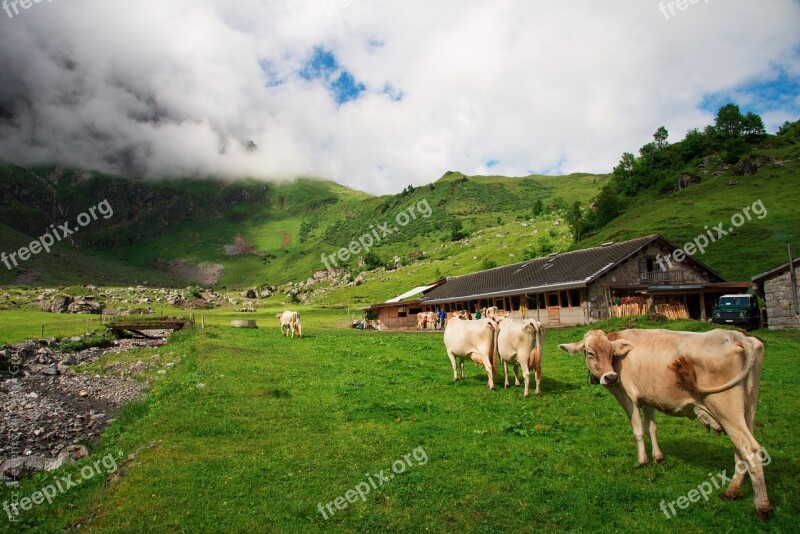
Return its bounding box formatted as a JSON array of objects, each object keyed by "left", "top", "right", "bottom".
[{"left": 0, "top": 334, "right": 168, "bottom": 482}]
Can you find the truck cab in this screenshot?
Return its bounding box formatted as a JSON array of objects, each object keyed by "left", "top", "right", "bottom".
[{"left": 711, "top": 294, "right": 760, "bottom": 330}]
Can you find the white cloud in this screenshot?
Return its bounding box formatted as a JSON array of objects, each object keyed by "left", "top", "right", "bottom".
[{"left": 0, "top": 0, "right": 798, "bottom": 194}]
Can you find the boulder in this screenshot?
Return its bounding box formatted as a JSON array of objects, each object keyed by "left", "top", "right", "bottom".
[
  {"left": 67, "top": 296, "right": 102, "bottom": 314},
  {"left": 676, "top": 172, "right": 702, "bottom": 191},
  {"left": 733, "top": 155, "right": 772, "bottom": 176},
  {"left": 44, "top": 295, "right": 71, "bottom": 313}
]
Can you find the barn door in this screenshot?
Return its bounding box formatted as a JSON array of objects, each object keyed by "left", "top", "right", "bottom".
[{"left": 547, "top": 307, "right": 560, "bottom": 326}]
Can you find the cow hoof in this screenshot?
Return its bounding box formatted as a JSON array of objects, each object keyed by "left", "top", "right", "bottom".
[
  {"left": 535, "top": 391, "right": 541, "bottom": 397},
  {"left": 720, "top": 491, "right": 743, "bottom": 501},
  {"left": 638, "top": 460, "right": 648, "bottom": 467},
  {"left": 504, "top": 384, "right": 509, "bottom": 389},
  {"left": 524, "top": 393, "right": 530, "bottom": 398},
  {"left": 654, "top": 455, "right": 665, "bottom": 464},
  {"left": 754, "top": 506, "right": 772, "bottom": 521}
]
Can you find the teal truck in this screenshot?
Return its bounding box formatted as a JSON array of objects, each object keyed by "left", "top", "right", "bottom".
[{"left": 711, "top": 294, "right": 760, "bottom": 331}]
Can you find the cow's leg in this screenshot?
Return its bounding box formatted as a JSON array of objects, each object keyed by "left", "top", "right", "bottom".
[
  {"left": 721, "top": 449, "right": 747, "bottom": 501},
  {"left": 477, "top": 352, "right": 495, "bottom": 390},
  {"left": 503, "top": 359, "right": 510, "bottom": 389},
  {"left": 513, "top": 363, "right": 521, "bottom": 387},
  {"left": 609, "top": 389, "right": 648, "bottom": 465},
  {"left": 519, "top": 360, "right": 530, "bottom": 398},
  {"left": 531, "top": 353, "right": 542, "bottom": 397},
  {"left": 722, "top": 424, "right": 771, "bottom": 519},
  {"left": 460, "top": 360, "right": 465, "bottom": 379},
  {"left": 643, "top": 407, "right": 664, "bottom": 463},
  {"left": 447, "top": 351, "right": 459, "bottom": 381}
]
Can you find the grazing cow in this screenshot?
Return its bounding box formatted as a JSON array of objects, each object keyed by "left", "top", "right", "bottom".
[
  {"left": 497, "top": 319, "right": 545, "bottom": 397},
  {"left": 443, "top": 317, "right": 497, "bottom": 389},
  {"left": 416, "top": 311, "right": 437, "bottom": 330},
  {"left": 277, "top": 310, "right": 302, "bottom": 338},
  {"left": 559, "top": 328, "right": 770, "bottom": 519}
]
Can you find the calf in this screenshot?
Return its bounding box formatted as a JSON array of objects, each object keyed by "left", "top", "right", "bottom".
[{"left": 559, "top": 328, "right": 770, "bottom": 519}]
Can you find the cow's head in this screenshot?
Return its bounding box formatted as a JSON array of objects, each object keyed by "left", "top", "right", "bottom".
[{"left": 558, "top": 330, "right": 633, "bottom": 386}]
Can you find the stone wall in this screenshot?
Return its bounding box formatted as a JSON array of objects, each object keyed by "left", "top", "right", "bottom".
[
  {"left": 764, "top": 270, "right": 800, "bottom": 330},
  {"left": 587, "top": 241, "right": 719, "bottom": 320}
]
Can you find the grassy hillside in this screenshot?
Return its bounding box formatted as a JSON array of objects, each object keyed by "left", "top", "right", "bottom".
[
  {"left": 1, "top": 114, "right": 798, "bottom": 293},
  {"left": 578, "top": 145, "right": 800, "bottom": 281},
  {"left": 0, "top": 165, "right": 606, "bottom": 289}
]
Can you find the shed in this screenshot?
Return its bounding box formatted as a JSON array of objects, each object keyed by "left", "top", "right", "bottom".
[{"left": 752, "top": 258, "right": 800, "bottom": 330}]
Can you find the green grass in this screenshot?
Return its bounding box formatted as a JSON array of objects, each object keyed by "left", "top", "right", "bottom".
[
  {"left": 0, "top": 311, "right": 104, "bottom": 344},
  {"left": 2, "top": 312, "right": 797, "bottom": 532}
]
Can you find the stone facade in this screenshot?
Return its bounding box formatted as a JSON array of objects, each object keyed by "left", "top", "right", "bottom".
[
  {"left": 763, "top": 270, "right": 800, "bottom": 330},
  {"left": 587, "top": 241, "right": 719, "bottom": 319}
]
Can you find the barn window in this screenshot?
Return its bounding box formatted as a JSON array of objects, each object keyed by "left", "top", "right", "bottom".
[
  {"left": 409, "top": 308, "right": 422, "bottom": 315},
  {"left": 511, "top": 295, "right": 521, "bottom": 309},
  {"left": 527, "top": 295, "right": 538, "bottom": 309},
  {"left": 547, "top": 292, "right": 559, "bottom": 307},
  {"left": 398, "top": 307, "right": 407, "bottom": 318},
  {"left": 569, "top": 289, "right": 582, "bottom": 307}
]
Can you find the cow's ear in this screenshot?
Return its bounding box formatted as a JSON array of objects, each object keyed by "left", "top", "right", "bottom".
[
  {"left": 559, "top": 341, "right": 584, "bottom": 355},
  {"left": 611, "top": 339, "right": 634, "bottom": 358}
]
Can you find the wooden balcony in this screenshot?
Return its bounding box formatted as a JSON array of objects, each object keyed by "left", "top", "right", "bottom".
[{"left": 642, "top": 271, "right": 689, "bottom": 284}]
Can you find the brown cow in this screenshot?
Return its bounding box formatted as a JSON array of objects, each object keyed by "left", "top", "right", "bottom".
[{"left": 559, "top": 328, "right": 770, "bottom": 519}]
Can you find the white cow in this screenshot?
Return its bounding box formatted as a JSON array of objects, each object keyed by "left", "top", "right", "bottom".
[
  {"left": 497, "top": 319, "right": 545, "bottom": 397},
  {"left": 559, "top": 328, "right": 770, "bottom": 519},
  {"left": 277, "top": 310, "right": 302, "bottom": 338},
  {"left": 443, "top": 317, "right": 497, "bottom": 389}
]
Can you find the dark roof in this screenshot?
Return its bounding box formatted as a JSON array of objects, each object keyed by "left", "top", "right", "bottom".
[
  {"left": 752, "top": 257, "right": 800, "bottom": 283},
  {"left": 422, "top": 234, "right": 724, "bottom": 304}
]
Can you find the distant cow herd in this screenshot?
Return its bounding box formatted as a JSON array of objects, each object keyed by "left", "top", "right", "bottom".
[{"left": 273, "top": 306, "right": 771, "bottom": 518}]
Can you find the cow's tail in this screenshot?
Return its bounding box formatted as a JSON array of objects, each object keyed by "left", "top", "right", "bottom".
[
  {"left": 489, "top": 323, "right": 498, "bottom": 377},
  {"left": 528, "top": 322, "right": 544, "bottom": 372},
  {"left": 670, "top": 338, "right": 759, "bottom": 394}
]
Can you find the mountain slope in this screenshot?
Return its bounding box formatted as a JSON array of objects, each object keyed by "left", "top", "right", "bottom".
[{"left": 0, "top": 164, "right": 605, "bottom": 288}]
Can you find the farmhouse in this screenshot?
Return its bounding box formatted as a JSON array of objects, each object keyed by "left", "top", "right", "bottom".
[
  {"left": 364, "top": 281, "right": 446, "bottom": 330},
  {"left": 368, "top": 235, "right": 753, "bottom": 329},
  {"left": 752, "top": 257, "right": 800, "bottom": 330}
]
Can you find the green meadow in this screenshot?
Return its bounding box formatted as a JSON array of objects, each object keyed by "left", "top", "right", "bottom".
[{"left": 2, "top": 310, "right": 797, "bottom": 533}]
